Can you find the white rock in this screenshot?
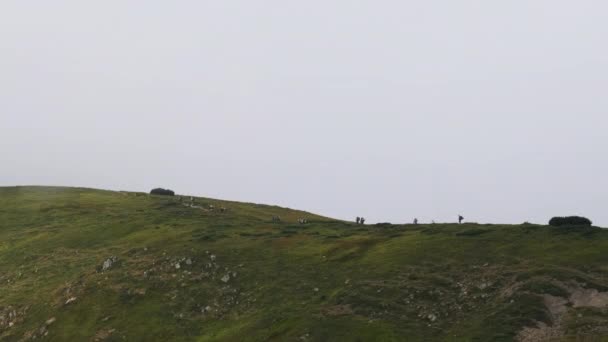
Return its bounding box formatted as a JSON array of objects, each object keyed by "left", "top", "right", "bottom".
[{"left": 102, "top": 257, "right": 116, "bottom": 271}]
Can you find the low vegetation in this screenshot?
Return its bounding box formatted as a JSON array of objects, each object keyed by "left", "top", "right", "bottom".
[{"left": 1, "top": 187, "right": 608, "bottom": 341}]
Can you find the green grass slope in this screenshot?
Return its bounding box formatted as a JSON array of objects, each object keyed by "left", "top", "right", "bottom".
[{"left": 2, "top": 186, "right": 608, "bottom": 341}]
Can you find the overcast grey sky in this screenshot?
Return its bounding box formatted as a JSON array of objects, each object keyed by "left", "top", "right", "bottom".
[{"left": 2, "top": 1, "right": 607, "bottom": 225}]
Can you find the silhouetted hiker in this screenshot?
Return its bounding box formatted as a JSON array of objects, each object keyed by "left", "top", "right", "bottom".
[
  {"left": 458, "top": 215, "right": 464, "bottom": 224},
  {"left": 356, "top": 217, "right": 361, "bottom": 224},
  {"left": 413, "top": 218, "right": 418, "bottom": 225},
  {"left": 360, "top": 217, "right": 366, "bottom": 225}
]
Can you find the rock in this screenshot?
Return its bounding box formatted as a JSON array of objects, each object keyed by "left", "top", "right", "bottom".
[
  {"left": 45, "top": 317, "right": 56, "bottom": 326},
  {"left": 185, "top": 258, "right": 193, "bottom": 265},
  {"left": 102, "top": 257, "right": 117, "bottom": 271},
  {"left": 210, "top": 255, "right": 216, "bottom": 261},
  {"left": 175, "top": 263, "right": 181, "bottom": 270},
  {"left": 314, "top": 288, "right": 319, "bottom": 293},
  {"left": 221, "top": 274, "right": 230, "bottom": 283},
  {"left": 65, "top": 297, "right": 77, "bottom": 305},
  {"left": 38, "top": 325, "right": 48, "bottom": 336},
  {"left": 427, "top": 314, "right": 437, "bottom": 322},
  {"left": 345, "top": 279, "right": 350, "bottom": 285},
  {"left": 478, "top": 282, "right": 492, "bottom": 290}
]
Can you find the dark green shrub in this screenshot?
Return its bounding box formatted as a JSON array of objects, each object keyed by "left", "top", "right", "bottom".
[
  {"left": 150, "top": 188, "right": 175, "bottom": 196},
  {"left": 548, "top": 216, "right": 592, "bottom": 227}
]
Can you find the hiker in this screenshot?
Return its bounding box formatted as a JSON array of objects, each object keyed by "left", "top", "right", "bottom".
[
  {"left": 356, "top": 217, "right": 360, "bottom": 224},
  {"left": 413, "top": 218, "right": 418, "bottom": 225},
  {"left": 360, "top": 217, "right": 366, "bottom": 225},
  {"left": 458, "top": 215, "right": 464, "bottom": 224}
]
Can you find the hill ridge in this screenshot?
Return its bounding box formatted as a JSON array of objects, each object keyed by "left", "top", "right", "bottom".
[{"left": 1, "top": 186, "right": 608, "bottom": 341}]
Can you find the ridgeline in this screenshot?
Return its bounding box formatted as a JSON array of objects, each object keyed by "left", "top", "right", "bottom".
[{"left": 1, "top": 186, "right": 608, "bottom": 341}]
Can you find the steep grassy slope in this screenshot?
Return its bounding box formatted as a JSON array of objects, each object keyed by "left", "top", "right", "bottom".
[{"left": 1, "top": 187, "right": 608, "bottom": 341}]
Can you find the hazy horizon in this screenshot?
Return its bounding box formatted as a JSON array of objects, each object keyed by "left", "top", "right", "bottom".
[{"left": 2, "top": 2, "right": 607, "bottom": 225}]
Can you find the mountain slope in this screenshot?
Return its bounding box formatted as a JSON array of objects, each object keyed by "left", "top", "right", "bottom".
[{"left": 1, "top": 186, "right": 608, "bottom": 341}]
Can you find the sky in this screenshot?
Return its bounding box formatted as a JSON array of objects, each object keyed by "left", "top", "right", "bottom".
[{"left": 1, "top": 1, "right": 607, "bottom": 225}]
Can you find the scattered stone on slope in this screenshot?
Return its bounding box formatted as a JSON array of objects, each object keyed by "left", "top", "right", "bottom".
[
  {"left": 93, "top": 328, "right": 116, "bottom": 341},
  {"left": 102, "top": 256, "right": 118, "bottom": 271},
  {"left": 517, "top": 321, "right": 562, "bottom": 342},
  {"left": 0, "top": 306, "right": 28, "bottom": 332},
  {"left": 65, "top": 297, "right": 77, "bottom": 305},
  {"left": 478, "top": 281, "right": 492, "bottom": 290},
  {"left": 221, "top": 274, "right": 230, "bottom": 283}
]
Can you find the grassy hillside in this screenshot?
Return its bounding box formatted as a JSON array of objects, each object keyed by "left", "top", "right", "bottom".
[{"left": 1, "top": 187, "right": 608, "bottom": 341}]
